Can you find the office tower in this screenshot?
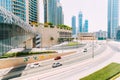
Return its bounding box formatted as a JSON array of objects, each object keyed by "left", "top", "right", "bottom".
[
  {"left": 0, "top": 0, "right": 26, "bottom": 21},
  {"left": 83, "top": 20, "right": 88, "bottom": 32},
  {"left": 43, "top": 0, "right": 64, "bottom": 25},
  {"left": 72, "top": 16, "right": 76, "bottom": 35},
  {"left": 26, "top": 0, "right": 38, "bottom": 24},
  {"left": 62, "top": 14, "right": 64, "bottom": 24},
  {"left": 78, "top": 11, "right": 83, "bottom": 33},
  {"left": 57, "top": 2, "right": 64, "bottom": 25},
  {"left": 108, "top": 0, "right": 119, "bottom": 39}
]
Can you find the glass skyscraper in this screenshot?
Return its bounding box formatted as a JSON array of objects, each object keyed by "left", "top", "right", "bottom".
[
  {"left": 57, "top": 3, "right": 64, "bottom": 25},
  {"left": 0, "top": 0, "right": 26, "bottom": 21},
  {"left": 72, "top": 16, "right": 76, "bottom": 35},
  {"left": 78, "top": 11, "right": 83, "bottom": 33},
  {"left": 28, "top": 0, "right": 38, "bottom": 23},
  {"left": 83, "top": 20, "right": 88, "bottom": 32},
  {"left": 108, "top": 0, "right": 119, "bottom": 39},
  {"left": 43, "top": 0, "right": 64, "bottom": 25}
]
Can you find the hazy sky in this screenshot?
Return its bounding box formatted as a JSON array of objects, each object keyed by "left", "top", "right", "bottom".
[
  {"left": 61, "top": 0, "right": 108, "bottom": 32},
  {"left": 40, "top": 0, "right": 109, "bottom": 32}
]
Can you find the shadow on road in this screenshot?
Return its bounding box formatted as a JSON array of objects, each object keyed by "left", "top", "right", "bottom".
[{"left": 1, "top": 65, "right": 26, "bottom": 80}]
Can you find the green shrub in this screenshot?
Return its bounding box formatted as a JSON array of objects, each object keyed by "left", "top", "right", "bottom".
[
  {"left": 0, "top": 56, "right": 8, "bottom": 59},
  {"left": 2, "top": 51, "right": 57, "bottom": 58}
]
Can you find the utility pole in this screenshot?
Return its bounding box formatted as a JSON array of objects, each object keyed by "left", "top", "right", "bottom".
[{"left": 92, "top": 34, "right": 94, "bottom": 58}]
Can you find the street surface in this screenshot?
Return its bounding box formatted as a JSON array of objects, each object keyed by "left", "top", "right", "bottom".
[{"left": 0, "top": 40, "right": 120, "bottom": 80}]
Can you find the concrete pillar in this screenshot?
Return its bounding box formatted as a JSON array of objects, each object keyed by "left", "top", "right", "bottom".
[{"left": 25, "top": 39, "right": 33, "bottom": 49}]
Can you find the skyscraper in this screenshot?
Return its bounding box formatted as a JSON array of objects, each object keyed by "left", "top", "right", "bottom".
[
  {"left": 78, "top": 11, "right": 83, "bottom": 33},
  {"left": 57, "top": 2, "right": 64, "bottom": 25},
  {"left": 72, "top": 16, "right": 76, "bottom": 35},
  {"left": 108, "top": 0, "right": 119, "bottom": 39},
  {"left": 83, "top": 20, "right": 88, "bottom": 32},
  {"left": 43, "top": 0, "right": 64, "bottom": 25},
  {"left": 0, "top": 0, "right": 38, "bottom": 23},
  {"left": 0, "top": 0, "right": 26, "bottom": 21},
  {"left": 26, "top": 0, "right": 38, "bottom": 24}
]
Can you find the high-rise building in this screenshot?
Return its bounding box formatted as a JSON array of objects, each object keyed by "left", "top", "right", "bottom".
[
  {"left": 83, "top": 20, "right": 88, "bottom": 32},
  {"left": 72, "top": 16, "right": 76, "bottom": 35},
  {"left": 0, "top": 0, "right": 38, "bottom": 23},
  {"left": 108, "top": 0, "right": 119, "bottom": 39},
  {"left": 0, "top": 0, "right": 26, "bottom": 21},
  {"left": 57, "top": 2, "right": 64, "bottom": 25},
  {"left": 26, "top": 0, "right": 38, "bottom": 24},
  {"left": 43, "top": 0, "right": 64, "bottom": 25},
  {"left": 78, "top": 11, "right": 83, "bottom": 33}
]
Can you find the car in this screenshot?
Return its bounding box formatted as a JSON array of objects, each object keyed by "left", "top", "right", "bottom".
[
  {"left": 30, "top": 63, "right": 40, "bottom": 68},
  {"left": 54, "top": 56, "right": 61, "bottom": 60},
  {"left": 52, "top": 62, "right": 62, "bottom": 68},
  {"left": 83, "top": 50, "right": 87, "bottom": 52},
  {"left": 83, "top": 48, "right": 87, "bottom": 52}
]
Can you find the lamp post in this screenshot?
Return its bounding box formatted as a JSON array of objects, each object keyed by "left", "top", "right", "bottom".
[{"left": 92, "top": 35, "right": 94, "bottom": 58}]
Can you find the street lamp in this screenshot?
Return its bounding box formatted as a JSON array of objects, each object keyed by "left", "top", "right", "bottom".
[{"left": 92, "top": 35, "right": 94, "bottom": 58}]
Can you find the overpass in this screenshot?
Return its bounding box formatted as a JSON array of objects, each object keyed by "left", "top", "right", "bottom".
[{"left": 0, "top": 7, "right": 37, "bottom": 56}]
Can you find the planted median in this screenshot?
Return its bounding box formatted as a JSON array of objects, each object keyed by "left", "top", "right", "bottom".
[
  {"left": 80, "top": 63, "right": 120, "bottom": 80},
  {"left": 0, "top": 51, "right": 57, "bottom": 58}
]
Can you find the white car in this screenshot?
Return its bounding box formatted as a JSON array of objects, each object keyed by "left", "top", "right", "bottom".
[
  {"left": 52, "top": 62, "right": 62, "bottom": 68},
  {"left": 30, "top": 63, "right": 40, "bottom": 68}
]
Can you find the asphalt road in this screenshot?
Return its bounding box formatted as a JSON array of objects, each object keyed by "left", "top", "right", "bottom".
[
  {"left": 14, "top": 40, "right": 120, "bottom": 80},
  {"left": 5, "top": 41, "right": 108, "bottom": 80}
]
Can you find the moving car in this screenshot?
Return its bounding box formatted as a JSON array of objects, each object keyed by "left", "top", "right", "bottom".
[
  {"left": 52, "top": 62, "right": 62, "bottom": 68},
  {"left": 54, "top": 56, "right": 61, "bottom": 60},
  {"left": 83, "top": 48, "right": 87, "bottom": 52},
  {"left": 30, "top": 63, "right": 40, "bottom": 68}
]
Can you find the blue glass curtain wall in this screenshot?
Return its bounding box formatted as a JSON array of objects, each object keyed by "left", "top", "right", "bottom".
[{"left": 0, "top": 23, "right": 34, "bottom": 56}]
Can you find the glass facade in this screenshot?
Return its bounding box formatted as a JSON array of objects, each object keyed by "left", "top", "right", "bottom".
[
  {"left": 43, "top": 0, "right": 48, "bottom": 24},
  {"left": 78, "top": 12, "right": 83, "bottom": 33},
  {"left": 0, "top": 0, "right": 12, "bottom": 11},
  {"left": 72, "top": 16, "right": 76, "bottom": 35},
  {"left": 108, "top": 0, "right": 119, "bottom": 39},
  {"left": 84, "top": 20, "right": 88, "bottom": 32},
  {"left": 0, "top": 7, "right": 35, "bottom": 56},
  {"left": 116, "top": 30, "right": 120, "bottom": 41},
  {"left": 0, "top": 0, "right": 26, "bottom": 21},
  {"left": 57, "top": 4, "right": 63, "bottom": 25},
  {"left": 43, "top": 0, "right": 64, "bottom": 25},
  {"left": 13, "top": 0, "right": 26, "bottom": 21},
  {"left": 29, "top": 0, "right": 38, "bottom": 23}
]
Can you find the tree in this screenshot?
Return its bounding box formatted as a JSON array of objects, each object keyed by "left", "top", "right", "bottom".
[
  {"left": 50, "top": 37, "right": 54, "bottom": 41},
  {"left": 57, "top": 24, "right": 72, "bottom": 30},
  {"left": 50, "top": 37, "right": 54, "bottom": 45}
]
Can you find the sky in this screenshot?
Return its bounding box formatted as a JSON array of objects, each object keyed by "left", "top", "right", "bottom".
[
  {"left": 61, "top": 0, "right": 108, "bottom": 32},
  {"left": 39, "top": 0, "right": 108, "bottom": 32}
]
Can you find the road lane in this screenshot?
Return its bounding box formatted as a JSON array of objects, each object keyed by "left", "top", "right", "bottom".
[
  {"left": 9, "top": 42, "right": 107, "bottom": 80},
  {"left": 14, "top": 44, "right": 114, "bottom": 80}
]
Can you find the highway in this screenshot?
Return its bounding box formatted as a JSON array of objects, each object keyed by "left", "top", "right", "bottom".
[
  {"left": 26, "top": 40, "right": 119, "bottom": 80},
  {"left": 1, "top": 41, "right": 110, "bottom": 80},
  {"left": 1, "top": 40, "right": 119, "bottom": 80}
]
